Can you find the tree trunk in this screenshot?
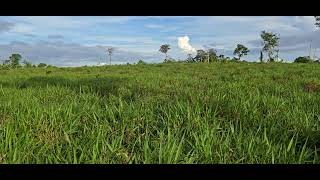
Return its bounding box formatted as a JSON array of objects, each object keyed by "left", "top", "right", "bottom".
[
  {"left": 109, "top": 55, "right": 111, "bottom": 65},
  {"left": 268, "top": 51, "right": 272, "bottom": 62},
  {"left": 260, "top": 51, "right": 263, "bottom": 63}
]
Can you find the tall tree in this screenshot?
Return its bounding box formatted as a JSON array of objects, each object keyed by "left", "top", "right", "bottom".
[
  {"left": 260, "top": 31, "right": 280, "bottom": 62},
  {"left": 233, "top": 44, "right": 250, "bottom": 61},
  {"left": 107, "top": 47, "right": 114, "bottom": 65},
  {"left": 315, "top": 16, "right": 320, "bottom": 27},
  {"left": 9, "top": 54, "right": 22, "bottom": 67},
  {"left": 159, "top": 44, "right": 170, "bottom": 62}
]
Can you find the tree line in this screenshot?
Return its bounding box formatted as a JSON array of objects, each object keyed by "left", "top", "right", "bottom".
[
  {"left": 158, "top": 31, "right": 282, "bottom": 63},
  {"left": 1, "top": 54, "right": 50, "bottom": 68},
  {"left": 1, "top": 17, "right": 319, "bottom": 67}
]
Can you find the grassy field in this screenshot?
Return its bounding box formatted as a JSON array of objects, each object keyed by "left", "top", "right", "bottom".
[{"left": 1, "top": 61, "right": 320, "bottom": 164}]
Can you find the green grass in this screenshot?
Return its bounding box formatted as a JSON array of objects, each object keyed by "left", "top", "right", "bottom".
[{"left": 1, "top": 61, "right": 320, "bottom": 164}]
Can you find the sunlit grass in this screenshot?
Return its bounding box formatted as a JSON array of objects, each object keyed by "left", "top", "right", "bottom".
[{"left": 0, "top": 61, "right": 320, "bottom": 163}]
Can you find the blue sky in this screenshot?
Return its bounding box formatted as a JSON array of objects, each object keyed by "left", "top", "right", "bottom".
[{"left": 0, "top": 16, "right": 319, "bottom": 66}]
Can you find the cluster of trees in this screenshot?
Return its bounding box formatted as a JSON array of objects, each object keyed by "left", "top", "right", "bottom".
[
  {"left": 111, "top": 17, "right": 320, "bottom": 65},
  {"left": 1, "top": 53, "right": 49, "bottom": 68},
  {"left": 291, "top": 16, "right": 320, "bottom": 64},
  {"left": 1, "top": 54, "right": 24, "bottom": 68},
  {"left": 107, "top": 17, "right": 320, "bottom": 65},
  {"left": 158, "top": 30, "right": 281, "bottom": 63},
  {"left": 293, "top": 56, "right": 320, "bottom": 64},
  {"left": 2, "top": 17, "right": 319, "bottom": 67}
]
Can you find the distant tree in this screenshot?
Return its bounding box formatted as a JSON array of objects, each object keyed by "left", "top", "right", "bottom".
[
  {"left": 194, "top": 49, "right": 207, "bottom": 62},
  {"left": 137, "top": 60, "right": 146, "bottom": 65},
  {"left": 159, "top": 44, "right": 170, "bottom": 62},
  {"left": 219, "top": 54, "right": 227, "bottom": 62},
  {"left": 315, "top": 16, "right": 320, "bottom": 27},
  {"left": 233, "top": 44, "right": 250, "bottom": 61},
  {"left": 186, "top": 53, "right": 194, "bottom": 63},
  {"left": 207, "top": 48, "right": 218, "bottom": 62},
  {"left": 294, "top": 56, "right": 313, "bottom": 63},
  {"left": 260, "top": 31, "right": 280, "bottom": 62},
  {"left": 9, "top": 54, "right": 22, "bottom": 67},
  {"left": 38, "top": 63, "right": 47, "bottom": 68},
  {"left": 107, "top": 47, "right": 115, "bottom": 65}
]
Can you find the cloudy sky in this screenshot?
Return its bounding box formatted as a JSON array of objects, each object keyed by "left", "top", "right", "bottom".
[{"left": 0, "top": 16, "right": 319, "bottom": 66}]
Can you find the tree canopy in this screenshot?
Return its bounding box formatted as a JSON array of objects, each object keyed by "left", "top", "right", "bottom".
[
  {"left": 9, "top": 54, "right": 22, "bottom": 67},
  {"left": 260, "top": 31, "right": 280, "bottom": 62},
  {"left": 159, "top": 44, "right": 171, "bottom": 62},
  {"left": 233, "top": 44, "right": 250, "bottom": 60}
]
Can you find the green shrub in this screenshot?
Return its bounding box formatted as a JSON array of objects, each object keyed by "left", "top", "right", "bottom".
[
  {"left": 294, "top": 56, "right": 313, "bottom": 63},
  {"left": 38, "top": 63, "right": 47, "bottom": 68},
  {"left": 137, "top": 60, "right": 147, "bottom": 65}
]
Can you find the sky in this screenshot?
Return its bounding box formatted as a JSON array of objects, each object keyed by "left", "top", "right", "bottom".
[{"left": 0, "top": 16, "right": 319, "bottom": 66}]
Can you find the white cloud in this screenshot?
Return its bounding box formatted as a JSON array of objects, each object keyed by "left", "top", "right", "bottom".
[{"left": 178, "top": 36, "right": 196, "bottom": 54}]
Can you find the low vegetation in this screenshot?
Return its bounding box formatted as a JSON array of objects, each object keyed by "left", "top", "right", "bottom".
[
  {"left": 1, "top": 62, "right": 320, "bottom": 163},
  {"left": 0, "top": 18, "right": 319, "bottom": 164}
]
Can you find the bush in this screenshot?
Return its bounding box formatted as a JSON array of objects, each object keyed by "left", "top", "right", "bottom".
[
  {"left": 294, "top": 56, "right": 313, "bottom": 63},
  {"left": 0, "top": 65, "right": 10, "bottom": 70},
  {"left": 38, "top": 63, "right": 47, "bottom": 68},
  {"left": 137, "top": 60, "right": 147, "bottom": 65}
]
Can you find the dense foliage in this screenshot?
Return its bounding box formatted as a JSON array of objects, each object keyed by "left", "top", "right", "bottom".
[{"left": 294, "top": 56, "right": 313, "bottom": 63}]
